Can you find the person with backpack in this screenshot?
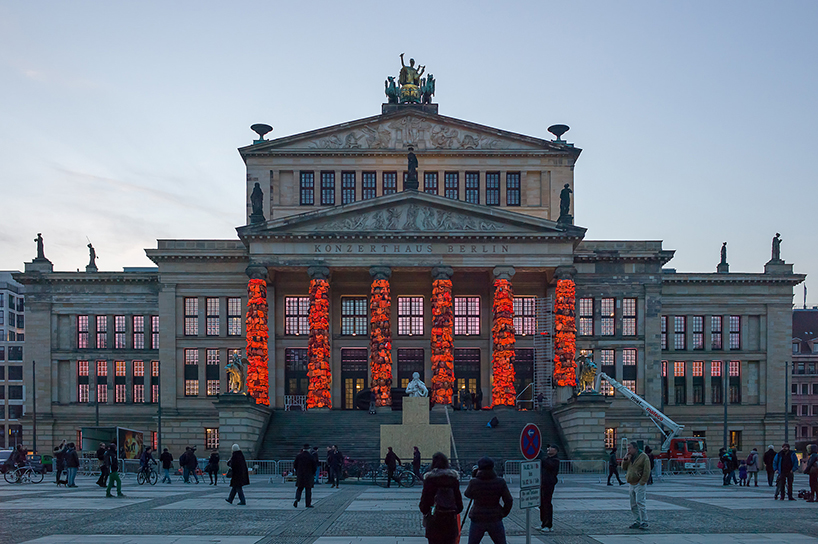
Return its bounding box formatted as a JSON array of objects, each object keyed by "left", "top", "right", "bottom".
[
  {"left": 159, "top": 448, "right": 173, "bottom": 484},
  {"left": 205, "top": 451, "right": 220, "bottom": 486},
  {"left": 419, "top": 452, "right": 462, "bottom": 544},
  {"left": 64, "top": 442, "right": 80, "bottom": 488},
  {"left": 746, "top": 448, "right": 760, "bottom": 487},
  {"left": 94, "top": 442, "right": 108, "bottom": 487},
  {"left": 104, "top": 442, "right": 124, "bottom": 497},
  {"left": 463, "top": 456, "right": 512, "bottom": 544},
  {"left": 719, "top": 448, "right": 731, "bottom": 486}
]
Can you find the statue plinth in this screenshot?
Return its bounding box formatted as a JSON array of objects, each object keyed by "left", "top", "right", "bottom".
[
  {"left": 213, "top": 393, "right": 270, "bottom": 460},
  {"left": 764, "top": 260, "right": 793, "bottom": 275},
  {"left": 381, "top": 396, "right": 449, "bottom": 461},
  {"left": 400, "top": 84, "right": 421, "bottom": 104},
  {"left": 557, "top": 214, "right": 574, "bottom": 225},
  {"left": 717, "top": 263, "right": 729, "bottom": 274},
  {"left": 382, "top": 103, "right": 438, "bottom": 115}
]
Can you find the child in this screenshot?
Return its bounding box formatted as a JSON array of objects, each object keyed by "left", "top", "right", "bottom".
[{"left": 738, "top": 460, "right": 748, "bottom": 486}]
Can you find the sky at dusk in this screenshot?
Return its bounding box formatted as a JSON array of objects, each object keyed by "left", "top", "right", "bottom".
[{"left": 1, "top": 1, "right": 815, "bottom": 305}]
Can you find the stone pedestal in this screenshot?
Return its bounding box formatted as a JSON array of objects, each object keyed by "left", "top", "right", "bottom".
[
  {"left": 717, "top": 263, "right": 729, "bottom": 274},
  {"left": 214, "top": 393, "right": 272, "bottom": 460},
  {"left": 381, "top": 396, "right": 450, "bottom": 460},
  {"left": 764, "top": 261, "right": 793, "bottom": 274},
  {"left": 551, "top": 393, "right": 611, "bottom": 460}
]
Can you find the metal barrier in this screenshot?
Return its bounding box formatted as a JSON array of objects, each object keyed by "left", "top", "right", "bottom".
[{"left": 504, "top": 459, "right": 606, "bottom": 484}]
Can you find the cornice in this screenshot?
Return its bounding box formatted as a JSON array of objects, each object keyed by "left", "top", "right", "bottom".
[
  {"left": 14, "top": 272, "right": 158, "bottom": 285},
  {"left": 663, "top": 274, "right": 806, "bottom": 286}
]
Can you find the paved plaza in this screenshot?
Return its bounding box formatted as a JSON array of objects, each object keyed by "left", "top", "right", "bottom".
[{"left": 1, "top": 473, "right": 817, "bottom": 544}]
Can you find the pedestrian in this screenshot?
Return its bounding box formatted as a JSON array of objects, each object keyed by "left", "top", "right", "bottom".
[
  {"left": 738, "top": 460, "right": 748, "bottom": 486},
  {"left": 536, "top": 392, "right": 544, "bottom": 410},
  {"left": 719, "top": 448, "right": 731, "bottom": 486},
  {"left": 729, "top": 447, "right": 739, "bottom": 484},
  {"left": 804, "top": 443, "right": 818, "bottom": 502},
  {"left": 159, "top": 448, "right": 173, "bottom": 484},
  {"left": 539, "top": 445, "right": 559, "bottom": 532},
  {"left": 474, "top": 389, "right": 483, "bottom": 410},
  {"left": 385, "top": 446, "right": 401, "bottom": 488},
  {"left": 413, "top": 446, "right": 422, "bottom": 478},
  {"left": 332, "top": 445, "right": 344, "bottom": 488},
  {"left": 645, "top": 446, "right": 655, "bottom": 485},
  {"left": 419, "top": 451, "right": 463, "bottom": 544},
  {"left": 53, "top": 440, "right": 67, "bottom": 485},
  {"left": 470, "top": 390, "right": 476, "bottom": 410},
  {"left": 206, "top": 451, "right": 220, "bottom": 485},
  {"left": 65, "top": 442, "right": 80, "bottom": 488},
  {"left": 94, "top": 442, "right": 108, "bottom": 487},
  {"left": 746, "top": 448, "right": 760, "bottom": 487},
  {"left": 326, "top": 447, "right": 336, "bottom": 487},
  {"left": 293, "top": 444, "right": 316, "bottom": 508},
  {"left": 369, "top": 389, "right": 377, "bottom": 414},
  {"left": 763, "top": 444, "right": 776, "bottom": 486},
  {"left": 773, "top": 442, "right": 798, "bottom": 501},
  {"left": 181, "top": 447, "right": 199, "bottom": 484},
  {"left": 621, "top": 441, "right": 650, "bottom": 530},
  {"left": 607, "top": 448, "right": 624, "bottom": 486},
  {"left": 224, "top": 444, "right": 248, "bottom": 505},
  {"left": 464, "top": 456, "right": 512, "bottom": 544},
  {"left": 311, "top": 446, "right": 321, "bottom": 484},
  {"left": 104, "top": 442, "right": 124, "bottom": 497}
]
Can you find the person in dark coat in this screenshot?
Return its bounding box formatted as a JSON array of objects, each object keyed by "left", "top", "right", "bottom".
[
  {"left": 464, "top": 456, "right": 513, "bottom": 544},
  {"left": 607, "top": 448, "right": 624, "bottom": 485},
  {"left": 205, "top": 451, "right": 220, "bottom": 485},
  {"left": 94, "top": 442, "right": 108, "bottom": 487},
  {"left": 53, "top": 440, "right": 67, "bottom": 485},
  {"left": 64, "top": 442, "right": 80, "bottom": 488},
  {"left": 385, "top": 446, "right": 401, "bottom": 488},
  {"left": 419, "top": 452, "right": 463, "bottom": 544},
  {"left": 159, "top": 448, "right": 173, "bottom": 484},
  {"left": 294, "top": 444, "right": 317, "bottom": 507},
  {"left": 763, "top": 444, "right": 776, "bottom": 486},
  {"left": 474, "top": 389, "right": 483, "bottom": 410},
  {"left": 413, "top": 446, "right": 422, "bottom": 478},
  {"left": 311, "top": 446, "right": 321, "bottom": 484},
  {"left": 645, "top": 446, "right": 655, "bottom": 485},
  {"left": 331, "top": 445, "right": 344, "bottom": 488},
  {"left": 225, "top": 444, "right": 248, "bottom": 505},
  {"left": 180, "top": 446, "right": 199, "bottom": 484},
  {"left": 539, "top": 445, "right": 560, "bottom": 532}
]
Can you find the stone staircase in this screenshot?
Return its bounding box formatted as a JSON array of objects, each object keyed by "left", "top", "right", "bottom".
[{"left": 256, "top": 407, "right": 564, "bottom": 467}]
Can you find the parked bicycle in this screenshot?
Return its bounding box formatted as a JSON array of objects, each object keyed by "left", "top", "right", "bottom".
[{"left": 3, "top": 465, "right": 44, "bottom": 484}]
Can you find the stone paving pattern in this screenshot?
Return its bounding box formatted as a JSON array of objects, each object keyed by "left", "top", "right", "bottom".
[{"left": 1, "top": 474, "right": 817, "bottom": 544}]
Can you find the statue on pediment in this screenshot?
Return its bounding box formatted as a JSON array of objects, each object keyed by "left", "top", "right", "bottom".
[
  {"left": 405, "top": 147, "right": 419, "bottom": 190},
  {"left": 398, "top": 53, "right": 425, "bottom": 104},
  {"left": 225, "top": 353, "right": 246, "bottom": 394},
  {"left": 250, "top": 182, "right": 265, "bottom": 224},
  {"left": 34, "top": 233, "right": 47, "bottom": 261},
  {"left": 558, "top": 184, "right": 573, "bottom": 225},
  {"left": 771, "top": 233, "right": 782, "bottom": 262},
  {"left": 421, "top": 74, "right": 435, "bottom": 104},
  {"left": 385, "top": 76, "right": 399, "bottom": 104}
]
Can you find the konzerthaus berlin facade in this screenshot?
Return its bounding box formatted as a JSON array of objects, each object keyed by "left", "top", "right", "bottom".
[{"left": 15, "top": 96, "right": 804, "bottom": 460}]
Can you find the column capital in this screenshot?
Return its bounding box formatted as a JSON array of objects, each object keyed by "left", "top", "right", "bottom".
[
  {"left": 369, "top": 266, "right": 392, "bottom": 281},
  {"left": 554, "top": 266, "right": 577, "bottom": 281},
  {"left": 492, "top": 266, "right": 516, "bottom": 281},
  {"left": 245, "top": 265, "right": 268, "bottom": 281},
  {"left": 431, "top": 266, "right": 453, "bottom": 281},
  {"left": 307, "top": 266, "right": 330, "bottom": 281}
]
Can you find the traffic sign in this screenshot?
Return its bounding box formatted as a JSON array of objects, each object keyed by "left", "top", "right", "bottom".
[
  {"left": 520, "top": 423, "right": 542, "bottom": 460},
  {"left": 520, "top": 487, "right": 540, "bottom": 509},
  {"left": 520, "top": 459, "right": 541, "bottom": 488}
]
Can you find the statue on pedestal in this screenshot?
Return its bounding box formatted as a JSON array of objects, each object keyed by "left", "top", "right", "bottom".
[
  {"left": 385, "top": 76, "right": 399, "bottom": 104},
  {"left": 421, "top": 74, "right": 435, "bottom": 104},
  {"left": 405, "top": 146, "right": 419, "bottom": 190},
  {"left": 575, "top": 354, "right": 598, "bottom": 395},
  {"left": 34, "top": 233, "right": 47, "bottom": 261},
  {"left": 225, "top": 353, "right": 246, "bottom": 394},
  {"left": 405, "top": 372, "right": 428, "bottom": 397},
  {"left": 87, "top": 243, "right": 98, "bottom": 272},
  {"left": 720, "top": 242, "right": 727, "bottom": 265},
  {"left": 771, "top": 233, "right": 782, "bottom": 262},
  {"left": 558, "top": 184, "right": 573, "bottom": 225},
  {"left": 398, "top": 53, "right": 425, "bottom": 104},
  {"left": 249, "top": 182, "right": 265, "bottom": 224}
]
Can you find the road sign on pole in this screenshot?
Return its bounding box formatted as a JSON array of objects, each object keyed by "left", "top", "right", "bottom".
[
  {"left": 520, "top": 487, "right": 541, "bottom": 509},
  {"left": 520, "top": 459, "right": 541, "bottom": 488},
  {"left": 520, "top": 423, "right": 542, "bottom": 460}
]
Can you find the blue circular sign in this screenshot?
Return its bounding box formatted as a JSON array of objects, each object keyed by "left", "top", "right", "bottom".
[{"left": 520, "top": 423, "right": 542, "bottom": 460}]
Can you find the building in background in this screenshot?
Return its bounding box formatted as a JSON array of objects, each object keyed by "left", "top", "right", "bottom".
[
  {"left": 0, "top": 271, "right": 25, "bottom": 449},
  {"left": 792, "top": 308, "right": 818, "bottom": 443}
]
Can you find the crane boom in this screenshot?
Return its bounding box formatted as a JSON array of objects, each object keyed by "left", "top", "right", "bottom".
[{"left": 595, "top": 372, "right": 684, "bottom": 452}]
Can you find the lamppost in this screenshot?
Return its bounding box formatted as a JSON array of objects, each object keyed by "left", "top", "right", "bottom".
[
  {"left": 723, "top": 363, "right": 728, "bottom": 450},
  {"left": 32, "top": 360, "right": 37, "bottom": 454},
  {"left": 157, "top": 366, "right": 162, "bottom": 453},
  {"left": 784, "top": 360, "right": 789, "bottom": 443}
]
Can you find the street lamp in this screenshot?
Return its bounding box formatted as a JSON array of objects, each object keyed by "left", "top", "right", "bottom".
[{"left": 784, "top": 360, "right": 789, "bottom": 443}]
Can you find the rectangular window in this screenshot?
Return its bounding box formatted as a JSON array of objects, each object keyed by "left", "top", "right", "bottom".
[
  {"left": 184, "top": 349, "right": 199, "bottom": 397},
  {"left": 96, "top": 316, "right": 108, "bottom": 349},
  {"left": 729, "top": 360, "right": 741, "bottom": 404},
  {"left": 206, "top": 298, "right": 219, "bottom": 336},
  {"left": 8, "top": 347, "right": 22, "bottom": 361},
  {"left": 133, "top": 316, "right": 145, "bottom": 349},
  {"left": 285, "top": 296, "right": 310, "bottom": 335},
  {"left": 362, "top": 172, "right": 377, "bottom": 200},
  {"left": 711, "top": 360, "right": 723, "bottom": 404},
  {"left": 506, "top": 173, "right": 521, "bottom": 206},
  {"left": 341, "top": 297, "right": 368, "bottom": 336},
  {"left": 692, "top": 361, "right": 703, "bottom": 376},
  {"left": 674, "top": 361, "right": 685, "bottom": 377},
  {"left": 227, "top": 297, "right": 242, "bottom": 336},
  {"left": 184, "top": 298, "right": 198, "bottom": 336},
  {"left": 465, "top": 172, "right": 479, "bottom": 204},
  {"left": 341, "top": 171, "right": 356, "bottom": 204},
  {"left": 600, "top": 298, "right": 615, "bottom": 336},
  {"left": 729, "top": 316, "right": 741, "bottom": 350},
  {"left": 691, "top": 316, "right": 704, "bottom": 350},
  {"left": 8, "top": 365, "right": 21, "bottom": 379},
  {"left": 78, "top": 315, "right": 89, "bottom": 349},
  {"left": 151, "top": 316, "right": 159, "bottom": 349},
  {"left": 320, "top": 171, "right": 335, "bottom": 205},
  {"left": 206, "top": 349, "right": 220, "bottom": 395},
  {"left": 623, "top": 349, "right": 637, "bottom": 366},
  {"left": 661, "top": 316, "right": 668, "bottom": 350},
  {"left": 674, "top": 361, "right": 686, "bottom": 404},
  {"left": 711, "top": 316, "right": 723, "bottom": 350},
  {"left": 486, "top": 172, "right": 500, "bottom": 206},
  {"left": 114, "top": 316, "right": 126, "bottom": 349},
  {"left": 424, "top": 172, "right": 438, "bottom": 195},
  {"left": 729, "top": 430, "right": 742, "bottom": 451},
  {"left": 444, "top": 172, "right": 458, "bottom": 200},
  {"left": 622, "top": 298, "right": 636, "bottom": 336},
  {"left": 578, "top": 298, "right": 594, "bottom": 336},
  {"left": 674, "top": 316, "right": 686, "bottom": 350},
  {"left": 692, "top": 360, "right": 704, "bottom": 404},
  {"left": 604, "top": 427, "right": 617, "bottom": 450},
  {"left": 96, "top": 361, "right": 108, "bottom": 403},
  {"left": 397, "top": 296, "right": 424, "bottom": 336},
  {"left": 114, "top": 361, "right": 126, "bottom": 403},
  {"left": 205, "top": 428, "right": 219, "bottom": 450},
  {"left": 623, "top": 380, "right": 637, "bottom": 393},
  {"left": 454, "top": 297, "right": 480, "bottom": 336},
  {"left": 300, "top": 172, "right": 315, "bottom": 205},
  {"left": 151, "top": 361, "right": 159, "bottom": 402},
  {"left": 133, "top": 360, "right": 144, "bottom": 403},
  {"left": 78, "top": 360, "right": 89, "bottom": 403},
  {"left": 383, "top": 172, "right": 397, "bottom": 195},
  {"left": 513, "top": 297, "right": 536, "bottom": 336},
  {"left": 599, "top": 349, "right": 615, "bottom": 396}
]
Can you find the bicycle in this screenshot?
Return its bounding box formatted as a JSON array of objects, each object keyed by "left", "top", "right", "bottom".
[
  {"left": 373, "top": 464, "right": 417, "bottom": 488},
  {"left": 3, "top": 465, "right": 44, "bottom": 484},
  {"left": 136, "top": 462, "right": 158, "bottom": 485}
]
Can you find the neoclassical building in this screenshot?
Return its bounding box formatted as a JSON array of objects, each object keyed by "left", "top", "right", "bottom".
[{"left": 15, "top": 93, "right": 804, "bottom": 459}]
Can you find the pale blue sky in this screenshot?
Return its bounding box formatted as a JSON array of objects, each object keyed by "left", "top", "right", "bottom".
[{"left": 1, "top": 1, "right": 815, "bottom": 304}]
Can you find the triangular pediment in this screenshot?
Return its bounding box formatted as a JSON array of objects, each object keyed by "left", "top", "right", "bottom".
[
  {"left": 238, "top": 192, "right": 586, "bottom": 239},
  {"left": 239, "top": 110, "right": 579, "bottom": 154}
]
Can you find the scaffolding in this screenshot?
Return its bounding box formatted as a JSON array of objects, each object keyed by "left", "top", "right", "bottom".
[{"left": 533, "top": 294, "right": 554, "bottom": 408}]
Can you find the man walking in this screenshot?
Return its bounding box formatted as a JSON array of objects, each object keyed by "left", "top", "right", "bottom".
[
  {"left": 311, "top": 446, "right": 321, "bottom": 485},
  {"left": 160, "top": 448, "right": 173, "bottom": 484},
  {"left": 104, "top": 442, "right": 124, "bottom": 497},
  {"left": 539, "top": 445, "right": 560, "bottom": 532},
  {"left": 328, "top": 445, "right": 342, "bottom": 488},
  {"left": 412, "top": 446, "right": 422, "bottom": 479},
  {"left": 622, "top": 441, "right": 650, "bottom": 530},
  {"left": 607, "top": 448, "right": 624, "bottom": 486},
  {"left": 773, "top": 443, "right": 798, "bottom": 501},
  {"left": 385, "top": 447, "right": 401, "bottom": 488},
  {"left": 294, "top": 444, "right": 317, "bottom": 508},
  {"left": 95, "top": 442, "right": 108, "bottom": 487},
  {"left": 763, "top": 445, "right": 776, "bottom": 487},
  {"left": 746, "top": 448, "right": 760, "bottom": 487}
]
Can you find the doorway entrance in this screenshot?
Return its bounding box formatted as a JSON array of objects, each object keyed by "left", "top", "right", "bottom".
[
  {"left": 454, "top": 348, "right": 480, "bottom": 408},
  {"left": 341, "top": 348, "right": 368, "bottom": 410}
]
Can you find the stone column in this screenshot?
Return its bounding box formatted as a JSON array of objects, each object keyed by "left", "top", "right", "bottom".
[
  {"left": 431, "top": 266, "right": 454, "bottom": 406},
  {"left": 369, "top": 266, "right": 393, "bottom": 408},
  {"left": 491, "top": 266, "right": 516, "bottom": 408},
  {"left": 307, "top": 266, "right": 332, "bottom": 409},
  {"left": 245, "top": 265, "right": 269, "bottom": 406},
  {"left": 553, "top": 266, "right": 577, "bottom": 404},
  {"left": 266, "top": 272, "right": 276, "bottom": 408}
]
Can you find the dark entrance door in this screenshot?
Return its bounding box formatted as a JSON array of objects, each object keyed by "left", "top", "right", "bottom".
[
  {"left": 284, "top": 348, "right": 308, "bottom": 397},
  {"left": 513, "top": 348, "right": 533, "bottom": 405},
  {"left": 341, "top": 348, "right": 368, "bottom": 410},
  {"left": 454, "top": 348, "right": 480, "bottom": 408},
  {"left": 397, "top": 348, "right": 425, "bottom": 389}
]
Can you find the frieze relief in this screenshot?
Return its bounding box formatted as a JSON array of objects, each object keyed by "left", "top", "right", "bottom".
[{"left": 313, "top": 204, "right": 507, "bottom": 232}]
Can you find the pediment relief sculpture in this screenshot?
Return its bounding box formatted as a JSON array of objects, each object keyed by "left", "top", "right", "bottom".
[{"left": 311, "top": 204, "right": 508, "bottom": 233}]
